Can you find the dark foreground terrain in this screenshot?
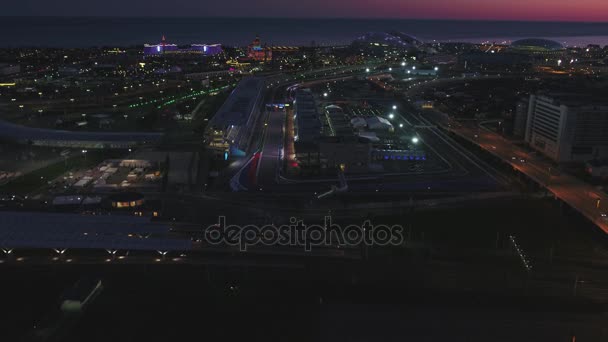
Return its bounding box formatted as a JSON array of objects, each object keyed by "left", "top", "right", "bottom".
[{"left": 2, "top": 198, "right": 608, "bottom": 341}]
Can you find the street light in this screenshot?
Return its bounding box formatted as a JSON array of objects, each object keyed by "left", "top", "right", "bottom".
[
  {"left": 388, "top": 113, "right": 395, "bottom": 119},
  {"left": 399, "top": 123, "right": 404, "bottom": 128},
  {"left": 392, "top": 105, "right": 397, "bottom": 110},
  {"left": 401, "top": 62, "right": 406, "bottom": 66},
  {"left": 365, "top": 68, "right": 370, "bottom": 72},
  {"left": 323, "top": 92, "right": 328, "bottom": 97},
  {"left": 412, "top": 137, "right": 419, "bottom": 144}
]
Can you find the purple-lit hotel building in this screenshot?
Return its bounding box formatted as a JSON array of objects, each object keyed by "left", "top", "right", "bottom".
[
  {"left": 191, "top": 44, "right": 223, "bottom": 55},
  {"left": 143, "top": 36, "right": 222, "bottom": 56}
]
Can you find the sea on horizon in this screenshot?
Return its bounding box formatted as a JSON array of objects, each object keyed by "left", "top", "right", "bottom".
[{"left": 1, "top": 17, "right": 608, "bottom": 48}]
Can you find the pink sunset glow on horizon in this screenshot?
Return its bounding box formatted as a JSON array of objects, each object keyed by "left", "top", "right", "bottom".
[
  {"left": 199, "top": 0, "right": 608, "bottom": 22},
  {"left": 274, "top": 0, "right": 608, "bottom": 22},
  {"left": 5, "top": 0, "right": 608, "bottom": 21}
]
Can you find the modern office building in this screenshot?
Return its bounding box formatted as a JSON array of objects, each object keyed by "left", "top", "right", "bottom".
[
  {"left": 525, "top": 94, "right": 608, "bottom": 162},
  {"left": 204, "top": 77, "right": 265, "bottom": 158}
]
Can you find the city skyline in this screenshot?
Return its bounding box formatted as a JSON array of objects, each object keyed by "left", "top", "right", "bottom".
[{"left": 2, "top": 4, "right": 608, "bottom": 340}]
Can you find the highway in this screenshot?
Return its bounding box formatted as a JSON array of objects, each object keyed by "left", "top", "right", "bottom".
[
  {"left": 401, "top": 74, "right": 608, "bottom": 234},
  {"left": 445, "top": 117, "right": 608, "bottom": 234}
]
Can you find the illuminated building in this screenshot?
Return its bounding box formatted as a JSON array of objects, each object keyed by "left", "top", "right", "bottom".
[
  {"left": 510, "top": 38, "right": 564, "bottom": 54},
  {"left": 144, "top": 35, "right": 178, "bottom": 55},
  {"left": 204, "top": 77, "right": 265, "bottom": 158},
  {"left": 109, "top": 192, "right": 145, "bottom": 209},
  {"left": 352, "top": 31, "right": 422, "bottom": 53},
  {"left": 190, "top": 44, "right": 223, "bottom": 55},
  {"left": 509, "top": 38, "right": 565, "bottom": 65},
  {"left": 525, "top": 94, "right": 608, "bottom": 162},
  {"left": 143, "top": 35, "right": 222, "bottom": 56},
  {"left": 247, "top": 35, "right": 272, "bottom": 62}
]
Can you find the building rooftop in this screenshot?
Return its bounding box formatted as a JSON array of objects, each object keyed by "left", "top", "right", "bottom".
[
  {"left": 0, "top": 119, "right": 163, "bottom": 145},
  {"left": 294, "top": 90, "right": 321, "bottom": 143},
  {"left": 208, "top": 77, "right": 265, "bottom": 128},
  {"left": 511, "top": 38, "right": 564, "bottom": 52},
  {"left": 535, "top": 93, "right": 608, "bottom": 107}
]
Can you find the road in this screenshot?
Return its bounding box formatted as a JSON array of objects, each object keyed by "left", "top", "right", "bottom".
[
  {"left": 402, "top": 74, "right": 608, "bottom": 234},
  {"left": 445, "top": 118, "right": 608, "bottom": 234},
  {"left": 257, "top": 109, "right": 286, "bottom": 188}
]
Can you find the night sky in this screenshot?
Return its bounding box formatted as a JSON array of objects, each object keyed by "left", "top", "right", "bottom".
[{"left": 5, "top": 0, "right": 608, "bottom": 22}]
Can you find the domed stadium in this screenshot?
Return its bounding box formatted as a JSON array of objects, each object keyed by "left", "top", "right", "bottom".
[
  {"left": 510, "top": 38, "right": 564, "bottom": 53},
  {"left": 352, "top": 31, "right": 422, "bottom": 50}
]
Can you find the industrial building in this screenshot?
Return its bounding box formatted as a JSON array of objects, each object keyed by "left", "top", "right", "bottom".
[
  {"left": 525, "top": 93, "right": 608, "bottom": 163},
  {"left": 204, "top": 77, "right": 265, "bottom": 158}
]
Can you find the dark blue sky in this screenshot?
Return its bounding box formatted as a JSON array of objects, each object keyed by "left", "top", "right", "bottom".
[{"left": 5, "top": 0, "right": 608, "bottom": 22}]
